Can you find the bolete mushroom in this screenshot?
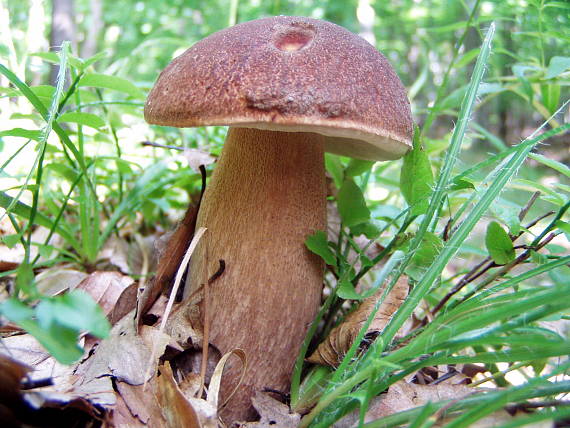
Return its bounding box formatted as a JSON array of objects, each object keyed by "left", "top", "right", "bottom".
[{"left": 145, "top": 16, "right": 412, "bottom": 423}]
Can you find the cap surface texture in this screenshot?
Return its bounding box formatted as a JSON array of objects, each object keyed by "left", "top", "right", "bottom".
[{"left": 145, "top": 16, "right": 413, "bottom": 160}]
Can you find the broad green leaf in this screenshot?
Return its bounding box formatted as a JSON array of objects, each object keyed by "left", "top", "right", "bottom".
[
  {"left": 492, "top": 204, "right": 521, "bottom": 235},
  {"left": 16, "top": 262, "right": 36, "bottom": 295},
  {"left": 449, "top": 177, "right": 475, "bottom": 191},
  {"left": 545, "top": 56, "right": 570, "bottom": 79},
  {"left": 78, "top": 73, "right": 145, "bottom": 99},
  {"left": 1, "top": 233, "right": 21, "bottom": 248},
  {"left": 345, "top": 159, "right": 375, "bottom": 177},
  {"left": 349, "top": 221, "right": 380, "bottom": 239},
  {"left": 325, "top": 154, "right": 344, "bottom": 188},
  {"left": 337, "top": 280, "right": 364, "bottom": 300},
  {"left": 400, "top": 130, "right": 434, "bottom": 216},
  {"left": 20, "top": 318, "right": 84, "bottom": 364},
  {"left": 53, "top": 291, "right": 110, "bottom": 338},
  {"left": 0, "top": 298, "right": 84, "bottom": 364},
  {"left": 0, "top": 298, "right": 34, "bottom": 321},
  {"left": 337, "top": 179, "right": 370, "bottom": 227},
  {"left": 485, "top": 221, "right": 515, "bottom": 265},
  {"left": 437, "top": 85, "right": 468, "bottom": 111},
  {"left": 540, "top": 83, "right": 561, "bottom": 115},
  {"left": 406, "top": 231, "right": 444, "bottom": 281},
  {"left": 305, "top": 230, "right": 336, "bottom": 266},
  {"left": 82, "top": 51, "right": 108, "bottom": 69},
  {"left": 454, "top": 48, "right": 480, "bottom": 69},
  {"left": 29, "top": 52, "right": 61, "bottom": 64},
  {"left": 555, "top": 220, "right": 570, "bottom": 241},
  {"left": 530, "top": 250, "right": 548, "bottom": 265},
  {"left": 46, "top": 163, "right": 80, "bottom": 182},
  {"left": 513, "top": 64, "right": 536, "bottom": 102},
  {"left": 30, "top": 85, "right": 56, "bottom": 98},
  {"left": 411, "top": 232, "right": 443, "bottom": 267},
  {"left": 57, "top": 112, "right": 106, "bottom": 129},
  {"left": 477, "top": 82, "right": 504, "bottom": 96},
  {"left": 0, "top": 128, "right": 43, "bottom": 141},
  {"left": 30, "top": 52, "right": 81, "bottom": 69}
]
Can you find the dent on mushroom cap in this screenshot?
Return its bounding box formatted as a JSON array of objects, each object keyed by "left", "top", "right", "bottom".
[{"left": 272, "top": 22, "right": 316, "bottom": 52}]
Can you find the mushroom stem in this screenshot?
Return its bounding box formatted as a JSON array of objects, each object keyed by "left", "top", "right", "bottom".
[{"left": 186, "top": 127, "right": 326, "bottom": 422}]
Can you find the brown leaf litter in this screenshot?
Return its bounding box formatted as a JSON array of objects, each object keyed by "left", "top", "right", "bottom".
[{"left": 308, "top": 276, "right": 408, "bottom": 367}]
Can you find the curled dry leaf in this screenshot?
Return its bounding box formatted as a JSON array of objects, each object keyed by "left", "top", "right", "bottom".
[
  {"left": 183, "top": 148, "right": 216, "bottom": 173},
  {"left": 156, "top": 361, "right": 208, "bottom": 428},
  {"left": 308, "top": 276, "right": 408, "bottom": 368},
  {"left": 236, "top": 392, "right": 301, "bottom": 428}
]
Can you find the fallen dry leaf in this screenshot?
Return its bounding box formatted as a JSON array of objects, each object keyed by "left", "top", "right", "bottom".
[
  {"left": 75, "top": 311, "right": 169, "bottom": 388},
  {"left": 334, "top": 380, "right": 522, "bottom": 428},
  {"left": 308, "top": 277, "right": 408, "bottom": 367},
  {"left": 0, "top": 332, "right": 77, "bottom": 389},
  {"left": 236, "top": 392, "right": 300, "bottom": 428},
  {"left": 113, "top": 380, "right": 166, "bottom": 426},
  {"left": 75, "top": 271, "right": 136, "bottom": 325},
  {"left": 35, "top": 267, "right": 88, "bottom": 295},
  {"left": 156, "top": 362, "right": 203, "bottom": 428},
  {"left": 138, "top": 204, "right": 198, "bottom": 327}
]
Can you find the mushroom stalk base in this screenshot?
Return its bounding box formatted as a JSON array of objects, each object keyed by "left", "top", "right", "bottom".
[{"left": 186, "top": 127, "right": 326, "bottom": 423}]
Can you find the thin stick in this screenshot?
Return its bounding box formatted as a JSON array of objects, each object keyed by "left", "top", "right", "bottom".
[
  {"left": 198, "top": 236, "right": 211, "bottom": 399},
  {"left": 141, "top": 140, "right": 184, "bottom": 151}
]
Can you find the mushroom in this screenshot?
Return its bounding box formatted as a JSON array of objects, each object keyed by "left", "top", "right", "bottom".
[{"left": 144, "top": 16, "right": 412, "bottom": 423}]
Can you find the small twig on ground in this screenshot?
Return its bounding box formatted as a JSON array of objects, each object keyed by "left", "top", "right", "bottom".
[
  {"left": 431, "top": 203, "right": 558, "bottom": 316},
  {"left": 141, "top": 141, "right": 184, "bottom": 151}
]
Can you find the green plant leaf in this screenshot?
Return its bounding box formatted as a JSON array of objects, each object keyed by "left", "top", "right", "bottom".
[
  {"left": 485, "top": 221, "right": 515, "bottom": 265},
  {"left": 325, "top": 154, "right": 344, "bottom": 188},
  {"left": 400, "top": 129, "right": 434, "bottom": 216},
  {"left": 292, "top": 366, "right": 332, "bottom": 413},
  {"left": 454, "top": 48, "right": 480, "bottom": 68},
  {"left": 52, "top": 291, "right": 111, "bottom": 338},
  {"left": 0, "top": 128, "right": 43, "bottom": 141},
  {"left": 555, "top": 220, "right": 570, "bottom": 241},
  {"left": 345, "top": 159, "right": 375, "bottom": 177},
  {"left": 350, "top": 221, "right": 380, "bottom": 239},
  {"left": 545, "top": 56, "right": 570, "bottom": 79},
  {"left": 405, "top": 232, "right": 444, "bottom": 281},
  {"left": 30, "top": 52, "right": 83, "bottom": 69},
  {"left": 540, "top": 83, "right": 561, "bottom": 115},
  {"left": 78, "top": 73, "right": 145, "bottom": 99},
  {"left": 305, "top": 230, "right": 336, "bottom": 266},
  {"left": 0, "top": 298, "right": 34, "bottom": 321},
  {"left": 337, "top": 280, "right": 364, "bottom": 300},
  {"left": 529, "top": 153, "right": 570, "bottom": 178},
  {"left": 0, "top": 298, "right": 84, "bottom": 364},
  {"left": 337, "top": 178, "right": 370, "bottom": 227},
  {"left": 449, "top": 177, "right": 475, "bottom": 191},
  {"left": 16, "top": 262, "right": 36, "bottom": 295},
  {"left": 57, "top": 112, "right": 106, "bottom": 129}
]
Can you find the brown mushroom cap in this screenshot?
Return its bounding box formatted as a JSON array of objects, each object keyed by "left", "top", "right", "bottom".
[{"left": 145, "top": 16, "right": 413, "bottom": 161}]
